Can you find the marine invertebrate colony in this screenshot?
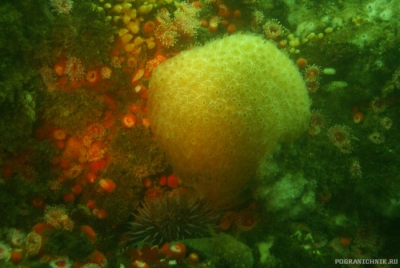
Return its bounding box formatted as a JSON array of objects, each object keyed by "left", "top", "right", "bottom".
[
  {"left": 128, "top": 193, "right": 217, "bottom": 247},
  {"left": 50, "top": 0, "right": 73, "bottom": 14},
  {"left": 327, "top": 125, "right": 352, "bottom": 153},
  {"left": 148, "top": 33, "right": 311, "bottom": 208}
]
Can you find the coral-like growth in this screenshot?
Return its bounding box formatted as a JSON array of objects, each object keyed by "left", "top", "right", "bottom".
[{"left": 148, "top": 34, "right": 310, "bottom": 208}]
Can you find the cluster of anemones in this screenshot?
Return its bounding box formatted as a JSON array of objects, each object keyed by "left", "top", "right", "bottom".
[
  {"left": 81, "top": 123, "right": 106, "bottom": 148},
  {"left": 154, "top": 9, "right": 179, "bottom": 48},
  {"left": 124, "top": 242, "right": 201, "bottom": 267},
  {"left": 44, "top": 205, "right": 74, "bottom": 230},
  {"left": 49, "top": 0, "right": 73, "bottom": 14},
  {"left": 304, "top": 65, "right": 321, "bottom": 93},
  {"left": 327, "top": 125, "right": 352, "bottom": 153},
  {"left": 86, "top": 144, "right": 106, "bottom": 162}
]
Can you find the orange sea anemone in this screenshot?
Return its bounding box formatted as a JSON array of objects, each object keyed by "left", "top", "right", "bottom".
[
  {"left": 81, "top": 225, "right": 97, "bottom": 244},
  {"left": 227, "top": 23, "right": 236, "bottom": 34},
  {"left": 53, "top": 128, "right": 67, "bottom": 141},
  {"left": 208, "top": 16, "right": 220, "bottom": 33},
  {"left": 143, "top": 20, "right": 156, "bottom": 34},
  {"left": 53, "top": 61, "right": 66, "bottom": 76},
  {"left": 167, "top": 174, "right": 179, "bottom": 188},
  {"left": 169, "top": 243, "right": 186, "bottom": 260},
  {"left": 353, "top": 111, "right": 364, "bottom": 124},
  {"left": 122, "top": 114, "right": 137, "bottom": 128},
  {"left": 86, "top": 69, "right": 102, "bottom": 86},
  {"left": 10, "top": 251, "right": 23, "bottom": 265},
  {"left": 188, "top": 252, "right": 199, "bottom": 264},
  {"left": 99, "top": 178, "right": 116, "bottom": 193}
]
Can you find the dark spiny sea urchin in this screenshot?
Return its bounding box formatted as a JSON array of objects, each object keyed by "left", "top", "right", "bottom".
[{"left": 128, "top": 192, "right": 218, "bottom": 246}]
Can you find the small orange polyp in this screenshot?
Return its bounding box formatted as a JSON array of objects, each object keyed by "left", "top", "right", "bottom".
[
  {"left": 167, "top": 174, "right": 179, "bottom": 188},
  {"left": 94, "top": 208, "right": 108, "bottom": 219},
  {"left": 53, "top": 61, "right": 66, "bottom": 76},
  {"left": 353, "top": 111, "right": 364, "bottom": 124},
  {"left": 170, "top": 243, "right": 186, "bottom": 260},
  {"left": 122, "top": 114, "right": 137, "bottom": 128},
  {"left": 133, "top": 260, "right": 149, "bottom": 268},
  {"left": 99, "top": 178, "right": 116, "bottom": 193},
  {"left": 86, "top": 69, "right": 102, "bottom": 86},
  {"left": 135, "top": 85, "right": 147, "bottom": 95}
]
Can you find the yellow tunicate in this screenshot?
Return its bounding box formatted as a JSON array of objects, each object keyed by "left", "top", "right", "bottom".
[
  {"left": 325, "top": 27, "right": 333, "bottom": 34},
  {"left": 106, "top": 16, "right": 112, "bottom": 22},
  {"left": 118, "top": 28, "right": 129, "bottom": 36},
  {"left": 113, "top": 16, "right": 120, "bottom": 23},
  {"left": 134, "top": 36, "right": 144, "bottom": 46},
  {"left": 165, "top": 0, "right": 173, "bottom": 3},
  {"left": 97, "top": 7, "right": 104, "bottom": 12},
  {"left": 122, "top": 3, "right": 132, "bottom": 10},
  {"left": 124, "top": 43, "right": 136, "bottom": 52},
  {"left": 104, "top": 3, "right": 112, "bottom": 9},
  {"left": 123, "top": 15, "right": 131, "bottom": 24},
  {"left": 138, "top": 5, "right": 147, "bottom": 13},
  {"left": 120, "top": 33, "right": 133, "bottom": 45},
  {"left": 126, "top": 9, "right": 137, "bottom": 19},
  {"left": 317, "top": 33, "right": 324, "bottom": 39},
  {"left": 113, "top": 4, "right": 123, "bottom": 13},
  {"left": 307, "top": 32, "right": 316, "bottom": 40},
  {"left": 126, "top": 21, "right": 140, "bottom": 34},
  {"left": 147, "top": 42, "right": 156, "bottom": 49},
  {"left": 289, "top": 39, "right": 300, "bottom": 47}
]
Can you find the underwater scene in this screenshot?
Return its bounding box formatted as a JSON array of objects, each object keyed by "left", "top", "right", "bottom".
[{"left": 1, "top": 0, "right": 400, "bottom": 267}]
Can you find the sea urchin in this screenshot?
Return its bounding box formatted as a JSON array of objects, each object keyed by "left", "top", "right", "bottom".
[{"left": 128, "top": 192, "right": 217, "bottom": 247}]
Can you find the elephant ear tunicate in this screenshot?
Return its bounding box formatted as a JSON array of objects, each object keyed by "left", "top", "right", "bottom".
[{"left": 148, "top": 33, "right": 311, "bottom": 208}]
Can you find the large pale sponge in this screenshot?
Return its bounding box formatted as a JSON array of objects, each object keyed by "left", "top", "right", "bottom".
[{"left": 148, "top": 33, "right": 311, "bottom": 208}]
